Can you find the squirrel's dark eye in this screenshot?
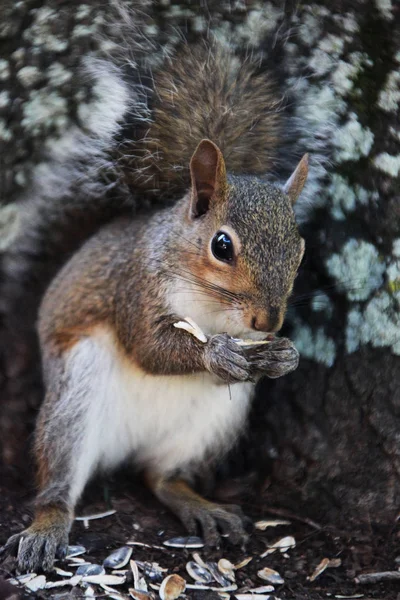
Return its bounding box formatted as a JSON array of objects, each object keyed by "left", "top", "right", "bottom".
[{"left": 211, "top": 231, "right": 234, "bottom": 263}]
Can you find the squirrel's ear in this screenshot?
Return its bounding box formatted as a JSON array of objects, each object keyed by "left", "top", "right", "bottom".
[
  {"left": 283, "top": 154, "right": 309, "bottom": 205},
  {"left": 189, "top": 139, "right": 227, "bottom": 218}
]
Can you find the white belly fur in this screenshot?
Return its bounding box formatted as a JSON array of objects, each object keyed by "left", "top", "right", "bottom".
[{"left": 65, "top": 327, "right": 254, "bottom": 484}]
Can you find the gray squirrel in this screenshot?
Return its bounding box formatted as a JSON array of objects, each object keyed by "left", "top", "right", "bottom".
[{"left": 1, "top": 41, "right": 309, "bottom": 572}]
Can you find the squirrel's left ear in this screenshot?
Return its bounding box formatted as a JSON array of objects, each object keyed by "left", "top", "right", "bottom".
[
  {"left": 283, "top": 154, "right": 309, "bottom": 205},
  {"left": 189, "top": 139, "right": 227, "bottom": 218}
]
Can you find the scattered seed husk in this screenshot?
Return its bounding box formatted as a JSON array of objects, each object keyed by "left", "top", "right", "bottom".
[
  {"left": 235, "top": 595, "right": 272, "bottom": 600},
  {"left": 45, "top": 576, "right": 82, "bottom": 589},
  {"left": 239, "top": 586, "right": 275, "bottom": 594},
  {"left": 186, "top": 583, "right": 238, "bottom": 592},
  {"left": 254, "top": 519, "right": 291, "bottom": 530},
  {"left": 335, "top": 595, "right": 364, "bottom": 599},
  {"left": 159, "top": 574, "right": 186, "bottom": 600},
  {"left": 8, "top": 574, "right": 36, "bottom": 587},
  {"left": 257, "top": 568, "right": 284, "bottom": 585},
  {"left": 235, "top": 339, "right": 270, "bottom": 347},
  {"left": 77, "top": 563, "right": 105, "bottom": 576},
  {"left": 136, "top": 561, "right": 167, "bottom": 583},
  {"left": 75, "top": 509, "right": 116, "bottom": 521},
  {"left": 163, "top": 536, "right": 204, "bottom": 549},
  {"left": 186, "top": 561, "right": 213, "bottom": 584},
  {"left": 192, "top": 552, "right": 208, "bottom": 569},
  {"left": 106, "top": 593, "right": 124, "bottom": 600},
  {"left": 83, "top": 574, "right": 126, "bottom": 585},
  {"left": 217, "top": 559, "right": 236, "bottom": 583},
  {"left": 84, "top": 585, "right": 96, "bottom": 598},
  {"left": 54, "top": 567, "right": 73, "bottom": 577},
  {"left": 130, "top": 559, "right": 148, "bottom": 591},
  {"left": 173, "top": 318, "right": 207, "bottom": 343},
  {"left": 130, "top": 559, "right": 140, "bottom": 588},
  {"left": 66, "top": 545, "right": 86, "bottom": 558},
  {"left": 103, "top": 546, "right": 133, "bottom": 569},
  {"left": 25, "top": 575, "right": 46, "bottom": 592},
  {"left": 100, "top": 582, "right": 126, "bottom": 598},
  {"left": 127, "top": 541, "right": 166, "bottom": 551},
  {"left": 234, "top": 557, "right": 253, "bottom": 570},
  {"left": 207, "top": 561, "right": 232, "bottom": 587},
  {"left": 308, "top": 557, "right": 342, "bottom": 582},
  {"left": 129, "top": 589, "right": 155, "bottom": 600},
  {"left": 355, "top": 571, "right": 400, "bottom": 584},
  {"left": 260, "top": 535, "right": 296, "bottom": 557},
  {"left": 67, "top": 557, "right": 88, "bottom": 564},
  {"left": 15, "top": 573, "right": 37, "bottom": 584}
]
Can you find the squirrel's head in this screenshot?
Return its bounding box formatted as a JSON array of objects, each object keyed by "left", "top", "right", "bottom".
[{"left": 170, "top": 139, "right": 307, "bottom": 338}]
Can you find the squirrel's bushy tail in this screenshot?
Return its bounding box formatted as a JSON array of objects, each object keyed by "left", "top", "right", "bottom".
[
  {"left": 120, "top": 43, "right": 284, "bottom": 196},
  {"left": 0, "top": 56, "right": 140, "bottom": 465}
]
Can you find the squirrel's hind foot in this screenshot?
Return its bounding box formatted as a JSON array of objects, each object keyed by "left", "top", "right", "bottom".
[
  {"left": 1, "top": 507, "right": 70, "bottom": 573},
  {"left": 180, "top": 501, "right": 251, "bottom": 547},
  {"left": 147, "top": 473, "right": 251, "bottom": 547}
]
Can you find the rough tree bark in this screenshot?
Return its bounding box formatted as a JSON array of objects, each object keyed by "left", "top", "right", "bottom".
[{"left": 0, "top": 0, "right": 399, "bottom": 529}]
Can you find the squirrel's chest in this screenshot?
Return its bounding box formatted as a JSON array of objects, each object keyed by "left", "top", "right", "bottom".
[{"left": 78, "top": 328, "right": 254, "bottom": 475}]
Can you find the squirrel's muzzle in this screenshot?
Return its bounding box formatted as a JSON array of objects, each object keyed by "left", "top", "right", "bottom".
[{"left": 251, "top": 306, "right": 283, "bottom": 333}]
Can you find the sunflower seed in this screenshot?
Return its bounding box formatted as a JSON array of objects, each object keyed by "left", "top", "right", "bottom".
[
  {"left": 163, "top": 536, "right": 204, "bottom": 549},
  {"left": 308, "top": 557, "right": 342, "bottom": 582},
  {"left": 159, "top": 574, "right": 186, "bottom": 600},
  {"left": 218, "top": 559, "right": 236, "bottom": 582},
  {"left": 54, "top": 567, "right": 73, "bottom": 577},
  {"left": 104, "top": 546, "right": 133, "bottom": 569},
  {"left": 83, "top": 574, "right": 126, "bottom": 585},
  {"left": 100, "top": 582, "right": 126, "bottom": 598},
  {"left": 260, "top": 535, "right": 296, "bottom": 557},
  {"left": 127, "top": 541, "right": 166, "bottom": 551},
  {"left": 254, "top": 519, "right": 291, "bottom": 530},
  {"left": 129, "top": 589, "right": 155, "bottom": 600},
  {"left": 173, "top": 318, "right": 207, "bottom": 343},
  {"left": 75, "top": 509, "right": 116, "bottom": 521},
  {"left": 14, "top": 573, "right": 37, "bottom": 584},
  {"left": 76, "top": 563, "right": 105, "bottom": 576},
  {"left": 45, "top": 576, "right": 82, "bottom": 589},
  {"left": 186, "top": 583, "right": 238, "bottom": 592},
  {"left": 235, "top": 595, "right": 272, "bottom": 600},
  {"left": 84, "top": 585, "right": 96, "bottom": 598},
  {"left": 25, "top": 575, "right": 46, "bottom": 591},
  {"left": 68, "top": 556, "right": 90, "bottom": 567},
  {"left": 136, "top": 561, "right": 167, "bottom": 583},
  {"left": 245, "top": 585, "right": 274, "bottom": 593},
  {"left": 257, "top": 568, "right": 284, "bottom": 585},
  {"left": 66, "top": 545, "right": 86, "bottom": 558},
  {"left": 207, "top": 562, "right": 232, "bottom": 587},
  {"left": 186, "top": 561, "right": 213, "bottom": 584},
  {"left": 234, "top": 557, "right": 253, "bottom": 570}
]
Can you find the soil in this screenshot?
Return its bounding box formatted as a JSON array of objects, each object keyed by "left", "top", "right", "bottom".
[{"left": 0, "top": 466, "right": 399, "bottom": 600}]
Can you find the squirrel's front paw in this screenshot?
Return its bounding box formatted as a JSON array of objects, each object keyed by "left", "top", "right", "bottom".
[
  {"left": 204, "top": 334, "right": 251, "bottom": 383},
  {"left": 246, "top": 336, "right": 299, "bottom": 379}
]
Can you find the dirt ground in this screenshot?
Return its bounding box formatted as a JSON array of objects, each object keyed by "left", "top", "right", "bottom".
[{"left": 0, "top": 466, "right": 399, "bottom": 600}]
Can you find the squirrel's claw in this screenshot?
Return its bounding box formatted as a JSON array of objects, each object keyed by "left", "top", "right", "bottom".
[{"left": 0, "top": 532, "right": 21, "bottom": 560}]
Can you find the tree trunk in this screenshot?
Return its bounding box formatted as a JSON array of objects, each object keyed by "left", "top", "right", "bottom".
[{"left": 0, "top": 0, "right": 399, "bottom": 529}]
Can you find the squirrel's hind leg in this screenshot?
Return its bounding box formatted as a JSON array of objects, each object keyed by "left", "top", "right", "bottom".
[
  {"left": 146, "top": 472, "right": 251, "bottom": 546},
  {"left": 1, "top": 340, "right": 105, "bottom": 572}
]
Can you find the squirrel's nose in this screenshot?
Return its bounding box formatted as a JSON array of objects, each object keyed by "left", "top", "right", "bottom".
[{"left": 252, "top": 307, "right": 283, "bottom": 332}]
